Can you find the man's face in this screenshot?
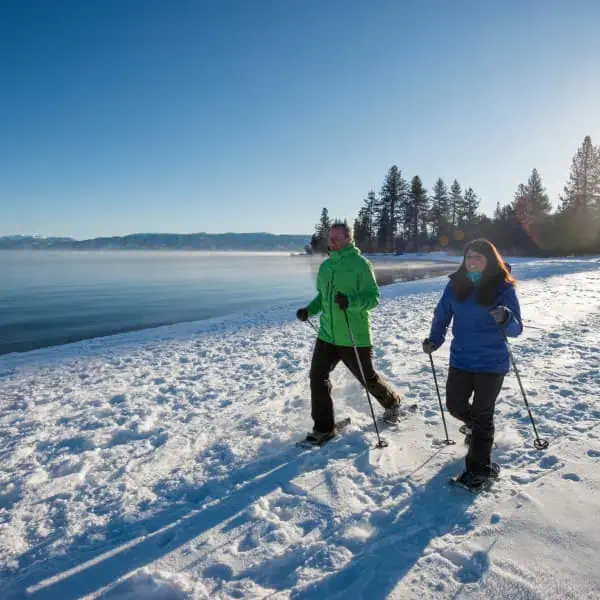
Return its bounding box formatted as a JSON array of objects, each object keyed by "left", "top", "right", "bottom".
[{"left": 328, "top": 227, "right": 349, "bottom": 251}]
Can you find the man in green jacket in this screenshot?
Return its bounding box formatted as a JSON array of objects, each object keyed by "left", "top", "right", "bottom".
[{"left": 296, "top": 222, "right": 403, "bottom": 443}]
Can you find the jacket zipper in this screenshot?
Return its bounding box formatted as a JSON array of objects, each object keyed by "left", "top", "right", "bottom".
[{"left": 328, "top": 274, "right": 335, "bottom": 345}]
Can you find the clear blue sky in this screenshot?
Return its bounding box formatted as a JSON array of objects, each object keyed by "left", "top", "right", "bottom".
[{"left": 1, "top": 0, "right": 599, "bottom": 239}]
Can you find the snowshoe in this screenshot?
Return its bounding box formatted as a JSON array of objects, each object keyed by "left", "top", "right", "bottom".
[
  {"left": 380, "top": 402, "right": 418, "bottom": 424},
  {"left": 296, "top": 417, "right": 351, "bottom": 448},
  {"left": 449, "top": 462, "right": 500, "bottom": 494}
]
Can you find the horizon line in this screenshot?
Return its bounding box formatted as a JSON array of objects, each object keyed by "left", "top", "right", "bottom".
[{"left": 0, "top": 231, "right": 313, "bottom": 241}]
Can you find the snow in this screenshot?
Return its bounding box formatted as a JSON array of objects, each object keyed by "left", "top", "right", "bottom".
[{"left": 1, "top": 256, "right": 599, "bottom": 599}]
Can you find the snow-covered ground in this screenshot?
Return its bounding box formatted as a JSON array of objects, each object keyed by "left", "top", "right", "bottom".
[{"left": 1, "top": 256, "right": 599, "bottom": 599}]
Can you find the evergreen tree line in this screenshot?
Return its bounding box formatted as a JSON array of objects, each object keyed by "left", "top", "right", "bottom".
[{"left": 310, "top": 135, "right": 600, "bottom": 256}]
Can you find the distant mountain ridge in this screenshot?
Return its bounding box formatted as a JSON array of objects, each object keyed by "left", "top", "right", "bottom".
[{"left": 0, "top": 233, "right": 311, "bottom": 251}]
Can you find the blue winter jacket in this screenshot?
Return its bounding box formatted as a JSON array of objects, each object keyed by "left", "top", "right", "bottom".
[{"left": 428, "top": 275, "right": 523, "bottom": 374}]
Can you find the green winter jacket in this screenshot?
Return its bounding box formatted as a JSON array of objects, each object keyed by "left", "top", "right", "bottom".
[{"left": 307, "top": 242, "right": 380, "bottom": 347}]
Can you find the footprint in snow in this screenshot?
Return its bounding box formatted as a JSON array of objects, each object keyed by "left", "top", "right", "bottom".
[
  {"left": 157, "top": 530, "right": 176, "bottom": 548},
  {"left": 203, "top": 563, "right": 234, "bottom": 580},
  {"left": 109, "top": 394, "right": 127, "bottom": 405},
  {"left": 455, "top": 550, "right": 490, "bottom": 584},
  {"left": 539, "top": 455, "right": 560, "bottom": 469},
  {"left": 237, "top": 532, "right": 259, "bottom": 552}
]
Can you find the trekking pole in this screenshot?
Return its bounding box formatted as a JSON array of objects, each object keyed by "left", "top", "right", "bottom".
[
  {"left": 343, "top": 310, "right": 388, "bottom": 449},
  {"left": 305, "top": 318, "right": 319, "bottom": 335},
  {"left": 429, "top": 354, "right": 455, "bottom": 446},
  {"left": 503, "top": 331, "right": 549, "bottom": 450},
  {"left": 525, "top": 324, "right": 546, "bottom": 332}
]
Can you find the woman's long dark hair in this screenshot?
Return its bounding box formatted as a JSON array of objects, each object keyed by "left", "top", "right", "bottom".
[{"left": 451, "top": 239, "right": 516, "bottom": 305}]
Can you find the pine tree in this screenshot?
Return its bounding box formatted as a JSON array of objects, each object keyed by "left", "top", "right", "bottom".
[
  {"left": 376, "top": 205, "right": 391, "bottom": 252},
  {"left": 490, "top": 201, "right": 518, "bottom": 252},
  {"left": 462, "top": 187, "right": 480, "bottom": 224},
  {"left": 513, "top": 183, "right": 528, "bottom": 218},
  {"left": 407, "top": 176, "right": 429, "bottom": 241},
  {"left": 560, "top": 135, "right": 600, "bottom": 213},
  {"left": 493, "top": 201, "right": 503, "bottom": 221},
  {"left": 354, "top": 191, "right": 376, "bottom": 252},
  {"left": 430, "top": 178, "right": 450, "bottom": 238},
  {"left": 353, "top": 216, "right": 364, "bottom": 248},
  {"left": 450, "top": 179, "right": 463, "bottom": 228},
  {"left": 318, "top": 207, "right": 332, "bottom": 236},
  {"left": 557, "top": 136, "right": 600, "bottom": 252},
  {"left": 311, "top": 208, "right": 331, "bottom": 253},
  {"left": 527, "top": 169, "right": 552, "bottom": 217},
  {"left": 379, "top": 166, "right": 408, "bottom": 252},
  {"left": 513, "top": 169, "right": 551, "bottom": 226},
  {"left": 363, "top": 191, "right": 376, "bottom": 239}
]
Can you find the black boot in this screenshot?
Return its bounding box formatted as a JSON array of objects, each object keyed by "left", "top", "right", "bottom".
[{"left": 453, "top": 462, "right": 500, "bottom": 493}]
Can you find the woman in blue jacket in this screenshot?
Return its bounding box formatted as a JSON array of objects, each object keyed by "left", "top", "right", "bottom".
[{"left": 423, "top": 239, "right": 523, "bottom": 490}]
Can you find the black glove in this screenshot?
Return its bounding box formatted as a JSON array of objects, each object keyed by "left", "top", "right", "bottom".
[
  {"left": 489, "top": 306, "right": 510, "bottom": 325},
  {"left": 422, "top": 338, "right": 439, "bottom": 355},
  {"left": 334, "top": 292, "right": 349, "bottom": 311},
  {"left": 296, "top": 307, "right": 309, "bottom": 322}
]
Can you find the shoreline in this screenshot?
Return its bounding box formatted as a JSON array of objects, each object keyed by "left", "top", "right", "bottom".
[
  {"left": 0, "top": 257, "right": 456, "bottom": 358},
  {"left": 371, "top": 261, "right": 456, "bottom": 286}
]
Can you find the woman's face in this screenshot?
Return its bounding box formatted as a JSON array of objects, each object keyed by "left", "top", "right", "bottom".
[{"left": 465, "top": 249, "right": 487, "bottom": 273}]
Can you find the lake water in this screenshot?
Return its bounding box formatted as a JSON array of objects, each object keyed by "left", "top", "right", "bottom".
[{"left": 0, "top": 251, "right": 453, "bottom": 355}]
